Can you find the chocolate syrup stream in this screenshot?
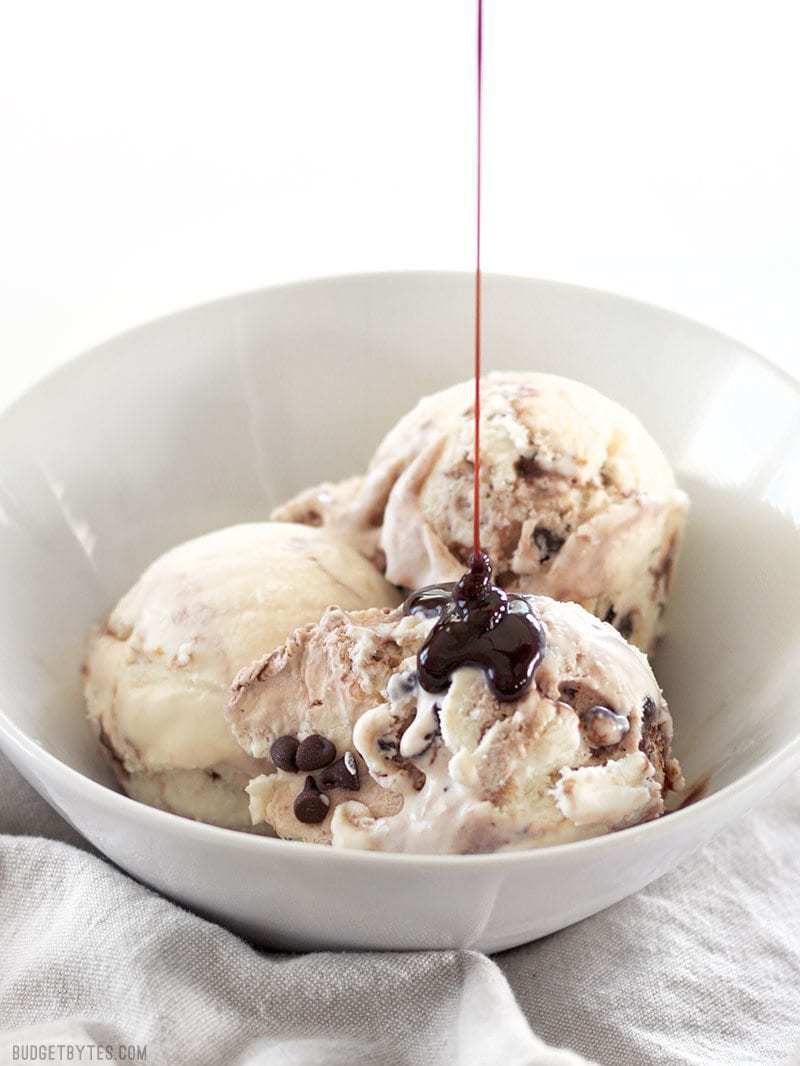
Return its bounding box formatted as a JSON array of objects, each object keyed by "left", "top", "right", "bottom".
[
  {"left": 473, "top": 0, "right": 483, "bottom": 557},
  {"left": 408, "top": 1, "right": 545, "bottom": 705}
]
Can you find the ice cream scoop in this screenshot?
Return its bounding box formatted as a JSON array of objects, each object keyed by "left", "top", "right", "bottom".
[
  {"left": 84, "top": 522, "right": 402, "bottom": 829},
  {"left": 272, "top": 372, "right": 689, "bottom": 653},
  {"left": 227, "top": 592, "right": 682, "bottom": 853}
]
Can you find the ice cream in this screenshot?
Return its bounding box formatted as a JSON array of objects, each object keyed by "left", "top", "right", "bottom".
[
  {"left": 227, "top": 592, "right": 682, "bottom": 853},
  {"left": 84, "top": 523, "right": 403, "bottom": 828},
  {"left": 272, "top": 372, "right": 688, "bottom": 653}
]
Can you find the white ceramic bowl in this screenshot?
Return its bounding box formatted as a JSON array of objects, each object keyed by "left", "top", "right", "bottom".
[{"left": 1, "top": 273, "right": 799, "bottom": 953}]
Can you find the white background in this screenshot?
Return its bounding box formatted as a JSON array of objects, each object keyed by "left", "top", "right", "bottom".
[{"left": 1, "top": 0, "right": 799, "bottom": 406}]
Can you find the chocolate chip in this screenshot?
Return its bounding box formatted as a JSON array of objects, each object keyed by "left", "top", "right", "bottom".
[
  {"left": 319, "top": 753, "right": 360, "bottom": 791},
  {"left": 296, "top": 734, "right": 336, "bottom": 772},
  {"left": 293, "top": 776, "right": 330, "bottom": 824},
  {"left": 533, "top": 526, "right": 565, "bottom": 563},
  {"left": 514, "top": 454, "right": 547, "bottom": 479},
  {"left": 639, "top": 708, "right": 667, "bottom": 775},
  {"left": 387, "top": 670, "right": 418, "bottom": 702},
  {"left": 603, "top": 605, "right": 617, "bottom": 625},
  {"left": 377, "top": 737, "right": 398, "bottom": 753},
  {"left": 270, "top": 735, "right": 299, "bottom": 772},
  {"left": 650, "top": 532, "right": 678, "bottom": 596},
  {"left": 581, "top": 705, "right": 629, "bottom": 748},
  {"left": 617, "top": 612, "right": 635, "bottom": 640}
]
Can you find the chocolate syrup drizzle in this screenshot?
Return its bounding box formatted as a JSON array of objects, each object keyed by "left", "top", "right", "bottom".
[
  {"left": 406, "top": 3, "right": 545, "bottom": 705},
  {"left": 472, "top": 0, "right": 483, "bottom": 553},
  {"left": 406, "top": 552, "right": 544, "bottom": 703},
  {"left": 407, "top": 6, "right": 546, "bottom": 707}
]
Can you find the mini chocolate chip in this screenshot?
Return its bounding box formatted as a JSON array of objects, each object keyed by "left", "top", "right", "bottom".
[
  {"left": 387, "top": 670, "right": 418, "bottom": 702},
  {"left": 407, "top": 703, "right": 442, "bottom": 759},
  {"left": 650, "top": 533, "right": 678, "bottom": 595},
  {"left": 293, "top": 776, "right": 330, "bottom": 824},
  {"left": 207, "top": 769, "right": 221, "bottom": 781},
  {"left": 581, "top": 705, "right": 629, "bottom": 748},
  {"left": 617, "top": 612, "right": 635, "bottom": 640},
  {"left": 377, "top": 737, "right": 398, "bottom": 753},
  {"left": 320, "top": 753, "right": 360, "bottom": 791},
  {"left": 296, "top": 734, "right": 336, "bottom": 772},
  {"left": 603, "top": 605, "right": 617, "bottom": 625},
  {"left": 533, "top": 526, "right": 565, "bottom": 562},
  {"left": 270, "top": 735, "right": 299, "bottom": 772},
  {"left": 515, "top": 454, "right": 547, "bottom": 480}
]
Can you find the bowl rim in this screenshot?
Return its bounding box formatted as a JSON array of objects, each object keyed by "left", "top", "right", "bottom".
[
  {"left": 2, "top": 269, "right": 799, "bottom": 867},
  {"left": 1, "top": 270, "right": 799, "bottom": 432}
]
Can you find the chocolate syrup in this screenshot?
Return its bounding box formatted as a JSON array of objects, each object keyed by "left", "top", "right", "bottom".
[
  {"left": 407, "top": 552, "right": 544, "bottom": 702},
  {"left": 409, "top": 1, "right": 545, "bottom": 704},
  {"left": 472, "top": 0, "right": 483, "bottom": 554}
]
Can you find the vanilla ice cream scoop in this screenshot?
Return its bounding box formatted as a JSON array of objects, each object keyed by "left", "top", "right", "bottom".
[
  {"left": 272, "top": 372, "right": 689, "bottom": 653},
  {"left": 227, "top": 595, "right": 682, "bottom": 853},
  {"left": 84, "top": 523, "right": 402, "bottom": 828}
]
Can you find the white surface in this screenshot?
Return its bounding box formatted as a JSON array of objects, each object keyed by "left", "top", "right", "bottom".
[
  {"left": 0, "top": 273, "right": 798, "bottom": 952},
  {"left": 1, "top": 0, "right": 799, "bottom": 407}
]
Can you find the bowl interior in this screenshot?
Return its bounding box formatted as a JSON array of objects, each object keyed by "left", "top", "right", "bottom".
[{"left": 1, "top": 273, "right": 799, "bottom": 805}]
